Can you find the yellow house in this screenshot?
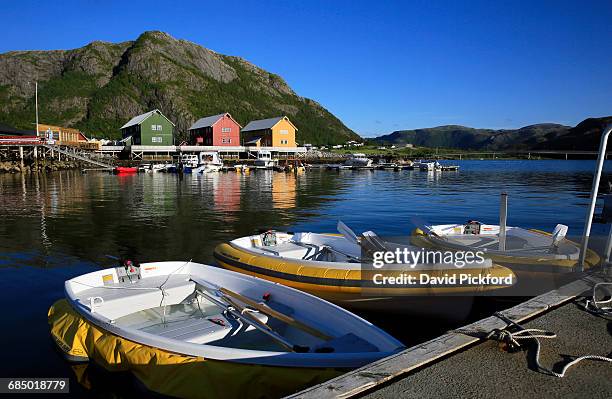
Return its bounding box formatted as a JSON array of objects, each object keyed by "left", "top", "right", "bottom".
[{"left": 241, "top": 116, "right": 297, "bottom": 147}]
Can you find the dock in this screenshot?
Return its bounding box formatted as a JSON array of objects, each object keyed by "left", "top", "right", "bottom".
[{"left": 288, "top": 269, "right": 611, "bottom": 399}]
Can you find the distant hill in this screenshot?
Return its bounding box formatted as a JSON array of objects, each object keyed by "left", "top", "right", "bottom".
[
  {"left": 0, "top": 31, "right": 359, "bottom": 145},
  {"left": 372, "top": 117, "right": 612, "bottom": 151}
]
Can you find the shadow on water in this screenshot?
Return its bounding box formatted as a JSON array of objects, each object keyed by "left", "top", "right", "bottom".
[{"left": 0, "top": 159, "right": 610, "bottom": 398}]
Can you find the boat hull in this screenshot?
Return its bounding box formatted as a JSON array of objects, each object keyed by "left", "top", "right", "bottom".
[
  {"left": 113, "top": 167, "right": 138, "bottom": 174},
  {"left": 213, "top": 241, "right": 516, "bottom": 315},
  {"left": 48, "top": 299, "right": 342, "bottom": 399}
]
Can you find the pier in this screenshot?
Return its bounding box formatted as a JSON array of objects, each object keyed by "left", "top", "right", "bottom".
[
  {"left": 288, "top": 271, "right": 611, "bottom": 399},
  {"left": 0, "top": 141, "right": 114, "bottom": 169},
  {"left": 98, "top": 145, "right": 307, "bottom": 161}
]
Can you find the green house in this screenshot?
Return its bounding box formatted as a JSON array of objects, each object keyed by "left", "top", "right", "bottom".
[{"left": 120, "top": 109, "right": 175, "bottom": 146}]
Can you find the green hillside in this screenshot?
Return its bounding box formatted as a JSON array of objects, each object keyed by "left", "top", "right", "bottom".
[{"left": 0, "top": 31, "right": 359, "bottom": 145}]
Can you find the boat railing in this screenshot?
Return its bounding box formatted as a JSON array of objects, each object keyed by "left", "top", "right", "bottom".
[{"left": 578, "top": 123, "right": 612, "bottom": 269}]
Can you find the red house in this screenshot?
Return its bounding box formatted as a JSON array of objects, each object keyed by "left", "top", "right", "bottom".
[{"left": 188, "top": 113, "right": 241, "bottom": 146}]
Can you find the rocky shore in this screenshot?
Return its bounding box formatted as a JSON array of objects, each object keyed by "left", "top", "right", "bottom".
[{"left": 0, "top": 159, "right": 84, "bottom": 173}]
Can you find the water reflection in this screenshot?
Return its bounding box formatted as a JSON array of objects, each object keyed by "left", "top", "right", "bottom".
[{"left": 0, "top": 160, "right": 610, "bottom": 397}]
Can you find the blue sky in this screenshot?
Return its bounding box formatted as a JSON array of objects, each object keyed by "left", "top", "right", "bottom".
[{"left": 1, "top": 0, "right": 611, "bottom": 137}]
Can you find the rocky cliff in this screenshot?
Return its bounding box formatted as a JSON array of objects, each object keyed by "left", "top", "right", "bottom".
[{"left": 0, "top": 31, "right": 359, "bottom": 145}]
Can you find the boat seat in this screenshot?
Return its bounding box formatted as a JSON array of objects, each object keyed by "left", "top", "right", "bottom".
[
  {"left": 138, "top": 310, "right": 267, "bottom": 344},
  {"left": 74, "top": 275, "right": 196, "bottom": 321},
  {"left": 258, "top": 242, "right": 311, "bottom": 259}
]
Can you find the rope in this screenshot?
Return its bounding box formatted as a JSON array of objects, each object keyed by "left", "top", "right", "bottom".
[
  {"left": 583, "top": 282, "right": 612, "bottom": 316},
  {"left": 484, "top": 312, "right": 612, "bottom": 378}
]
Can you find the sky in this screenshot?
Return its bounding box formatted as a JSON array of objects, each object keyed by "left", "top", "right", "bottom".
[{"left": 1, "top": 0, "right": 611, "bottom": 137}]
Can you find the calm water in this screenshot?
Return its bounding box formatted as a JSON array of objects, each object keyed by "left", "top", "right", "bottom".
[{"left": 0, "top": 160, "right": 609, "bottom": 397}]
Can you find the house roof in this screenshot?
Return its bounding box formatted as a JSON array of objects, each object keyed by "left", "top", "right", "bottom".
[
  {"left": 242, "top": 116, "right": 297, "bottom": 132},
  {"left": 120, "top": 109, "right": 175, "bottom": 129},
  {"left": 188, "top": 113, "right": 242, "bottom": 130}
]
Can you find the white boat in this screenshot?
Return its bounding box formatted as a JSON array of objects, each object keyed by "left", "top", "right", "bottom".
[
  {"left": 179, "top": 154, "right": 199, "bottom": 168},
  {"left": 54, "top": 261, "right": 403, "bottom": 369},
  {"left": 412, "top": 160, "right": 440, "bottom": 171},
  {"left": 254, "top": 150, "right": 276, "bottom": 169},
  {"left": 138, "top": 163, "right": 166, "bottom": 173},
  {"left": 412, "top": 221, "right": 600, "bottom": 270},
  {"left": 344, "top": 153, "right": 373, "bottom": 167},
  {"left": 194, "top": 152, "right": 223, "bottom": 173}
]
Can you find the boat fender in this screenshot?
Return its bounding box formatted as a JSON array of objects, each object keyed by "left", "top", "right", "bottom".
[{"left": 262, "top": 292, "right": 271, "bottom": 302}]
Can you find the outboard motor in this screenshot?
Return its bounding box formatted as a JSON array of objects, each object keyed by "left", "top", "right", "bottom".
[
  {"left": 464, "top": 220, "right": 482, "bottom": 235},
  {"left": 116, "top": 259, "right": 141, "bottom": 283}
]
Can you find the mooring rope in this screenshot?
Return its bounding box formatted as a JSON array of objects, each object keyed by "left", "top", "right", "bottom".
[
  {"left": 456, "top": 308, "right": 612, "bottom": 378},
  {"left": 583, "top": 282, "right": 612, "bottom": 317}
]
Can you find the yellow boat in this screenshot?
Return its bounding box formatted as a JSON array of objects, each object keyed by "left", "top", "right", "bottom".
[
  {"left": 410, "top": 221, "right": 600, "bottom": 273},
  {"left": 214, "top": 223, "right": 517, "bottom": 317}
]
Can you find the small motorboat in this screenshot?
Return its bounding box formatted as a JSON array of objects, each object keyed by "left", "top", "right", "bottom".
[
  {"left": 411, "top": 221, "right": 600, "bottom": 271},
  {"left": 214, "top": 222, "right": 516, "bottom": 316},
  {"left": 254, "top": 150, "right": 276, "bottom": 169},
  {"left": 194, "top": 152, "right": 224, "bottom": 174},
  {"left": 113, "top": 166, "right": 138, "bottom": 174},
  {"left": 49, "top": 261, "right": 404, "bottom": 398},
  {"left": 344, "top": 153, "right": 373, "bottom": 168},
  {"left": 412, "top": 160, "right": 439, "bottom": 171}
]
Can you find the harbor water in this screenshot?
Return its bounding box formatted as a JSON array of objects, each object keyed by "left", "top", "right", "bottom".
[{"left": 0, "top": 159, "right": 609, "bottom": 397}]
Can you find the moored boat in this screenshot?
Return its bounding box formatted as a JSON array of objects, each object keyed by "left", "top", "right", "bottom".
[
  {"left": 344, "top": 153, "right": 373, "bottom": 168},
  {"left": 254, "top": 150, "right": 276, "bottom": 169},
  {"left": 113, "top": 166, "right": 138, "bottom": 174},
  {"left": 49, "top": 261, "right": 404, "bottom": 398},
  {"left": 214, "top": 223, "right": 516, "bottom": 316},
  {"left": 193, "top": 152, "right": 224, "bottom": 173},
  {"left": 411, "top": 221, "right": 600, "bottom": 272}
]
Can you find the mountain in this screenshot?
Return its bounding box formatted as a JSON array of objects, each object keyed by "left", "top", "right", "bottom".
[
  {"left": 0, "top": 31, "right": 359, "bottom": 145},
  {"left": 372, "top": 117, "right": 612, "bottom": 151}
]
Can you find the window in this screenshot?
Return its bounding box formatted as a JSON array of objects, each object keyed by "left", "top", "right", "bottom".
[
  {"left": 151, "top": 136, "right": 162, "bottom": 143},
  {"left": 151, "top": 124, "right": 163, "bottom": 131},
  {"left": 279, "top": 129, "right": 288, "bottom": 135},
  {"left": 222, "top": 138, "right": 232, "bottom": 144},
  {"left": 221, "top": 127, "right": 231, "bottom": 133},
  {"left": 280, "top": 139, "right": 288, "bottom": 145}
]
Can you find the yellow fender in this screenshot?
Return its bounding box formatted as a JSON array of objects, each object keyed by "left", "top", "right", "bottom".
[{"left": 48, "top": 299, "right": 341, "bottom": 399}]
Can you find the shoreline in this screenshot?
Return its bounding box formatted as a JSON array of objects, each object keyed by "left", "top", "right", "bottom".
[{"left": 0, "top": 159, "right": 85, "bottom": 174}]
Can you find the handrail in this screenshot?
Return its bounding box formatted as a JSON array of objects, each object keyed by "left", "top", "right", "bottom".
[
  {"left": 578, "top": 124, "right": 612, "bottom": 269},
  {"left": 42, "top": 144, "right": 113, "bottom": 169}
]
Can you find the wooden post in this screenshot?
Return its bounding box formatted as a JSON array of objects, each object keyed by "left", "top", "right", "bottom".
[{"left": 19, "top": 146, "right": 24, "bottom": 169}]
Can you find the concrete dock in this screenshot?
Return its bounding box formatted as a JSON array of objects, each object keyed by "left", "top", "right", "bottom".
[
  {"left": 289, "top": 270, "right": 611, "bottom": 399},
  {"left": 362, "top": 300, "right": 611, "bottom": 399}
]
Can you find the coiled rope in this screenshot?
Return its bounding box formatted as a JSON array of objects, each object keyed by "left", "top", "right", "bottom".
[
  {"left": 456, "top": 302, "right": 612, "bottom": 378},
  {"left": 485, "top": 317, "right": 611, "bottom": 378}
]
